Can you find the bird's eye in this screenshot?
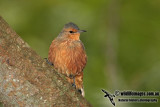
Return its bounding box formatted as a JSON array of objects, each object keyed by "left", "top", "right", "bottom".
[{"left": 69, "top": 31, "right": 74, "bottom": 33}]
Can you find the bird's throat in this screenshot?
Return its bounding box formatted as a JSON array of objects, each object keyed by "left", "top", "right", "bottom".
[{"left": 68, "top": 34, "right": 80, "bottom": 41}]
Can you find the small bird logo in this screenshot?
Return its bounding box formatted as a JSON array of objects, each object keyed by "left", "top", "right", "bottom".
[
  {"left": 102, "top": 89, "right": 116, "bottom": 106},
  {"left": 48, "top": 22, "right": 87, "bottom": 97}
]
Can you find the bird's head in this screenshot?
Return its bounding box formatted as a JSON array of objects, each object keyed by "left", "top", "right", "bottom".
[{"left": 59, "top": 22, "right": 86, "bottom": 40}]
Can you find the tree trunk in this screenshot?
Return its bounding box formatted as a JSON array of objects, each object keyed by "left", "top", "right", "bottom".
[{"left": 0, "top": 16, "right": 91, "bottom": 107}]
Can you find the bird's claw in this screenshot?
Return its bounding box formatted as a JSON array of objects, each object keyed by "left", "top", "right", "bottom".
[
  {"left": 72, "top": 83, "right": 76, "bottom": 88},
  {"left": 44, "top": 58, "right": 53, "bottom": 66}
]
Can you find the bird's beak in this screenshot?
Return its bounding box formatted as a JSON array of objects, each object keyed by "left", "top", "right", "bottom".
[{"left": 78, "top": 30, "right": 87, "bottom": 33}]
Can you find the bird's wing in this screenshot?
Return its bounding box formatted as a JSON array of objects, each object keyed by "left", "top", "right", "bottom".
[{"left": 48, "top": 39, "right": 58, "bottom": 64}]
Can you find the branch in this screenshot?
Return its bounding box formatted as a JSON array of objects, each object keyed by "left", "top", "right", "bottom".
[{"left": 0, "top": 16, "right": 91, "bottom": 107}]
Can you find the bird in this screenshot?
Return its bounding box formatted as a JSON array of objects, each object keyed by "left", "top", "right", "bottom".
[{"left": 48, "top": 22, "right": 87, "bottom": 97}]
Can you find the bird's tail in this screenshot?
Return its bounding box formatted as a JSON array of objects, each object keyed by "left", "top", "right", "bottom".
[{"left": 81, "top": 87, "right": 85, "bottom": 97}]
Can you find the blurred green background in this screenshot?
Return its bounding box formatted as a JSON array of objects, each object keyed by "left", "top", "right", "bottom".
[{"left": 0, "top": 0, "right": 160, "bottom": 107}]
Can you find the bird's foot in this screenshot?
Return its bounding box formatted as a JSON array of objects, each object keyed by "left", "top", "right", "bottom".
[
  {"left": 72, "top": 83, "right": 76, "bottom": 88},
  {"left": 70, "top": 75, "right": 76, "bottom": 88},
  {"left": 44, "top": 58, "right": 53, "bottom": 66}
]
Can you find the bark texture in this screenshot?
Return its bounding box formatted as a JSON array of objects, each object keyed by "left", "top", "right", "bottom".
[{"left": 0, "top": 16, "right": 91, "bottom": 107}]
